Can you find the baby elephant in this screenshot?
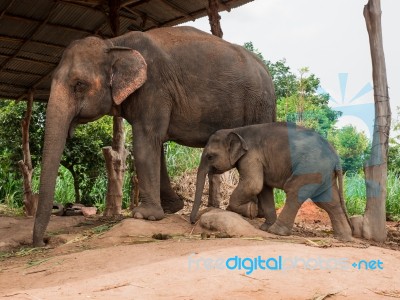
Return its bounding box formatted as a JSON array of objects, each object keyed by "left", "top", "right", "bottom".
[{"left": 190, "top": 122, "right": 353, "bottom": 241}]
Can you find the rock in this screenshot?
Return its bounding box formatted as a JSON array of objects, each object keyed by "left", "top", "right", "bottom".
[
  {"left": 81, "top": 207, "right": 97, "bottom": 217},
  {"left": 199, "top": 208, "right": 271, "bottom": 238}
]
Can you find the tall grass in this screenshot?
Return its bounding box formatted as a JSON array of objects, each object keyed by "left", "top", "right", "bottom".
[
  {"left": 343, "top": 173, "right": 367, "bottom": 216},
  {"left": 165, "top": 142, "right": 202, "bottom": 179},
  {"left": 2, "top": 143, "right": 400, "bottom": 219}
]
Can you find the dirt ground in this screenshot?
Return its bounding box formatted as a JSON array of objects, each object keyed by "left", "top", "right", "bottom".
[{"left": 1, "top": 171, "right": 400, "bottom": 299}]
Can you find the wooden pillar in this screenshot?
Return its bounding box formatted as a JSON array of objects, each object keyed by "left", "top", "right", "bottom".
[
  {"left": 362, "top": 0, "right": 391, "bottom": 241},
  {"left": 102, "top": 0, "right": 128, "bottom": 216},
  {"left": 103, "top": 107, "right": 128, "bottom": 216},
  {"left": 18, "top": 91, "right": 37, "bottom": 216},
  {"left": 207, "top": 0, "right": 223, "bottom": 38}
]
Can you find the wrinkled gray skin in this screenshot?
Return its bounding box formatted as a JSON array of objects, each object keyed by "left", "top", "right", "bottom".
[
  {"left": 33, "top": 26, "right": 276, "bottom": 246},
  {"left": 191, "top": 123, "right": 353, "bottom": 241}
]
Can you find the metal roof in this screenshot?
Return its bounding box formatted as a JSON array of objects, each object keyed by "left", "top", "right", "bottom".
[{"left": 0, "top": 0, "right": 253, "bottom": 102}]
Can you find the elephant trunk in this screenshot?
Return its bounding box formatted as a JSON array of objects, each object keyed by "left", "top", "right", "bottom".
[
  {"left": 33, "top": 96, "right": 75, "bottom": 247},
  {"left": 190, "top": 156, "right": 209, "bottom": 224}
]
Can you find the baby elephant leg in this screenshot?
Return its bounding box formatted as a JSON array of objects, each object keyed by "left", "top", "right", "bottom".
[
  {"left": 258, "top": 186, "right": 277, "bottom": 231},
  {"left": 227, "top": 166, "right": 263, "bottom": 219},
  {"left": 314, "top": 183, "right": 353, "bottom": 241},
  {"left": 208, "top": 173, "right": 222, "bottom": 208},
  {"left": 266, "top": 174, "right": 321, "bottom": 236}
]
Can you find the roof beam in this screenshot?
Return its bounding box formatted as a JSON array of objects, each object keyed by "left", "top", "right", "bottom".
[
  {"left": 0, "top": 35, "right": 65, "bottom": 50},
  {"left": 0, "top": 3, "right": 59, "bottom": 72},
  {"left": 0, "top": 54, "right": 56, "bottom": 68},
  {"left": 121, "top": 0, "right": 150, "bottom": 8},
  {"left": 159, "top": 0, "right": 195, "bottom": 21},
  {"left": 0, "top": 0, "right": 16, "bottom": 20}
]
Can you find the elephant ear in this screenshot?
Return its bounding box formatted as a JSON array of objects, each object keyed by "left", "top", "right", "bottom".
[
  {"left": 110, "top": 49, "right": 147, "bottom": 105},
  {"left": 228, "top": 132, "right": 248, "bottom": 166}
]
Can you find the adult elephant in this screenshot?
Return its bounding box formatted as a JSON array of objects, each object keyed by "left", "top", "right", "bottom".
[{"left": 33, "top": 26, "right": 276, "bottom": 246}]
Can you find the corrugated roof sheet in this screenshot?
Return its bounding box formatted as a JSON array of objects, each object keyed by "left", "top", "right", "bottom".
[{"left": 0, "top": 0, "right": 253, "bottom": 102}]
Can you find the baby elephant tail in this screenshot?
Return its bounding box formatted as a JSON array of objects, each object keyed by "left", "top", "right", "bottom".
[{"left": 335, "top": 165, "right": 353, "bottom": 233}]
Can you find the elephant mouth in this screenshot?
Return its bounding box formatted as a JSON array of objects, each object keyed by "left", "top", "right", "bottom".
[
  {"left": 212, "top": 167, "right": 225, "bottom": 175},
  {"left": 68, "top": 120, "right": 78, "bottom": 138},
  {"left": 68, "top": 116, "right": 100, "bottom": 138}
]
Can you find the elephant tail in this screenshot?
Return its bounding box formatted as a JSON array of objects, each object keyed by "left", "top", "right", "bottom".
[{"left": 335, "top": 165, "right": 353, "bottom": 232}]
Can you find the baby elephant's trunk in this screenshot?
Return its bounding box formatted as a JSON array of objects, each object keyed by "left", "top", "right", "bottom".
[{"left": 190, "top": 157, "right": 209, "bottom": 223}]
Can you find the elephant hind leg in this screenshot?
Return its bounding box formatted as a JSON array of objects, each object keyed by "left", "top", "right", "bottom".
[
  {"left": 313, "top": 186, "right": 353, "bottom": 241},
  {"left": 160, "top": 147, "right": 184, "bottom": 213},
  {"left": 267, "top": 174, "right": 320, "bottom": 236},
  {"left": 258, "top": 186, "right": 277, "bottom": 231}
]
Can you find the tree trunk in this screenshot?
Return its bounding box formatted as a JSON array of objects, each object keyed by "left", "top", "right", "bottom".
[
  {"left": 207, "top": 0, "right": 223, "bottom": 38},
  {"left": 362, "top": 0, "right": 391, "bottom": 241},
  {"left": 18, "top": 92, "right": 36, "bottom": 216},
  {"left": 103, "top": 113, "right": 127, "bottom": 216}
]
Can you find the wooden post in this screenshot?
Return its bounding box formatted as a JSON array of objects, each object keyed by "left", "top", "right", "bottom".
[
  {"left": 102, "top": 0, "right": 129, "bottom": 216},
  {"left": 362, "top": 0, "right": 391, "bottom": 241},
  {"left": 103, "top": 109, "right": 128, "bottom": 216},
  {"left": 18, "top": 91, "right": 37, "bottom": 216},
  {"left": 207, "top": 0, "right": 223, "bottom": 38}
]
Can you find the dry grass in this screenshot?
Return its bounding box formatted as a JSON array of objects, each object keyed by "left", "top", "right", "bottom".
[{"left": 172, "top": 169, "right": 239, "bottom": 215}]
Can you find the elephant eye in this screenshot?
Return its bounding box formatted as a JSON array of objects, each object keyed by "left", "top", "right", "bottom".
[
  {"left": 74, "top": 81, "right": 87, "bottom": 94},
  {"left": 206, "top": 154, "right": 213, "bottom": 161}
]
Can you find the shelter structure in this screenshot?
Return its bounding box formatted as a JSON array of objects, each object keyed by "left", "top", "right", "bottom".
[{"left": 0, "top": 0, "right": 253, "bottom": 216}]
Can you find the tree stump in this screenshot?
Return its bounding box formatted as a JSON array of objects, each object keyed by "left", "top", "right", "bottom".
[{"left": 19, "top": 92, "right": 35, "bottom": 216}]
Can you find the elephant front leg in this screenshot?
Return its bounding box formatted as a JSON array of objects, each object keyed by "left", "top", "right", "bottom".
[
  {"left": 160, "top": 146, "right": 184, "bottom": 213},
  {"left": 258, "top": 186, "right": 277, "bottom": 231},
  {"left": 226, "top": 163, "right": 263, "bottom": 219},
  {"left": 131, "top": 132, "right": 164, "bottom": 220},
  {"left": 208, "top": 173, "right": 222, "bottom": 208}
]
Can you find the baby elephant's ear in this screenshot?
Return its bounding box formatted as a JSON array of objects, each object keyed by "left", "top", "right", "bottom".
[{"left": 227, "top": 132, "right": 248, "bottom": 166}]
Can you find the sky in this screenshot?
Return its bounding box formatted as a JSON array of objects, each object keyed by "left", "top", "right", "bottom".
[{"left": 182, "top": 0, "right": 399, "bottom": 138}]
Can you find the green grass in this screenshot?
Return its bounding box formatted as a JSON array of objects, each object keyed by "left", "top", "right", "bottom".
[
  {"left": 2, "top": 143, "right": 400, "bottom": 219},
  {"left": 165, "top": 142, "right": 202, "bottom": 179},
  {"left": 343, "top": 172, "right": 367, "bottom": 216}
]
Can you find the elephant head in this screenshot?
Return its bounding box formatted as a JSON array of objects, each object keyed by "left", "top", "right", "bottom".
[
  {"left": 190, "top": 130, "right": 248, "bottom": 223},
  {"left": 33, "top": 37, "right": 147, "bottom": 246}
]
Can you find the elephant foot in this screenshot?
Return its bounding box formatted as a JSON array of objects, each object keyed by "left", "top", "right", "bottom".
[
  {"left": 132, "top": 203, "right": 164, "bottom": 221},
  {"left": 260, "top": 221, "right": 275, "bottom": 231},
  {"left": 227, "top": 201, "right": 258, "bottom": 219},
  {"left": 267, "top": 221, "right": 292, "bottom": 236},
  {"left": 335, "top": 232, "right": 353, "bottom": 242},
  {"left": 33, "top": 239, "right": 46, "bottom": 248},
  {"left": 161, "top": 193, "right": 184, "bottom": 214}
]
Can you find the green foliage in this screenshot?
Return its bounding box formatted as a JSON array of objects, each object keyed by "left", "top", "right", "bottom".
[
  {"left": 244, "top": 42, "right": 340, "bottom": 138},
  {"left": 388, "top": 107, "right": 400, "bottom": 175},
  {"left": 62, "top": 116, "right": 113, "bottom": 204},
  {"left": 343, "top": 172, "right": 367, "bottom": 216},
  {"left": 0, "top": 99, "right": 113, "bottom": 205},
  {"left": 328, "top": 126, "right": 370, "bottom": 174},
  {"left": 343, "top": 171, "right": 400, "bottom": 219},
  {"left": 165, "top": 142, "right": 202, "bottom": 179}
]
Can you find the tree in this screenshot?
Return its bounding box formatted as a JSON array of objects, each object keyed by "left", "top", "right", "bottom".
[
  {"left": 61, "top": 116, "right": 113, "bottom": 205},
  {"left": 0, "top": 100, "right": 114, "bottom": 205},
  {"left": 328, "top": 125, "right": 370, "bottom": 174},
  {"left": 243, "top": 42, "right": 341, "bottom": 138}
]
